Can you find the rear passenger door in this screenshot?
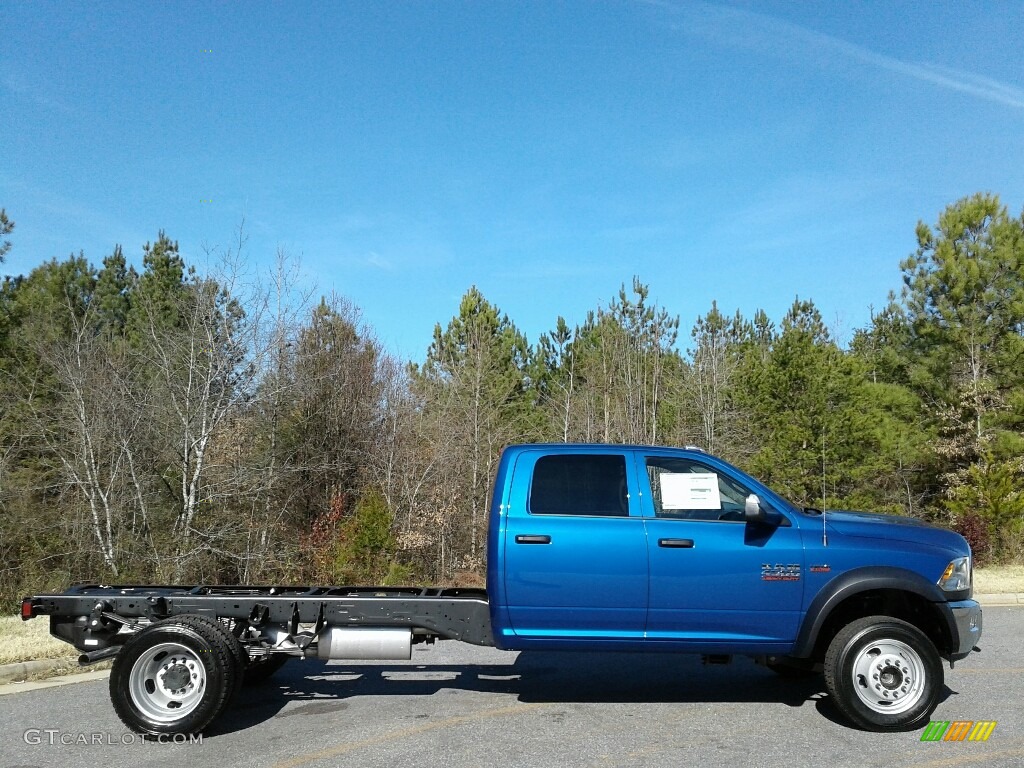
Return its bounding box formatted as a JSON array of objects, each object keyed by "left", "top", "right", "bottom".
[{"left": 502, "top": 450, "right": 649, "bottom": 640}]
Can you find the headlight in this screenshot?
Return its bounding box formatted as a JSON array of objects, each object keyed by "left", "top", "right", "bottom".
[{"left": 938, "top": 556, "right": 971, "bottom": 591}]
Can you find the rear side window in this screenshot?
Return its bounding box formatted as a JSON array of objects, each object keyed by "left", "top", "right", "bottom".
[{"left": 529, "top": 454, "right": 628, "bottom": 516}]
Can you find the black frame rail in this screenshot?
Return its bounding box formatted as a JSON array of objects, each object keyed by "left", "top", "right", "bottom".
[{"left": 23, "top": 583, "right": 494, "bottom": 648}]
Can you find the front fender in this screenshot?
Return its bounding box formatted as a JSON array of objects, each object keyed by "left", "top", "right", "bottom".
[{"left": 791, "top": 566, "right": 955, "bottom": 658}]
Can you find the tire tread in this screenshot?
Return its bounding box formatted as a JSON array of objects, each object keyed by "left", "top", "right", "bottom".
[
  {"left": 824, "top": 615, "right": 942, "bottom": 732},
  {"left": 109, "top": 614, "right": 242, "bottom": 736}
]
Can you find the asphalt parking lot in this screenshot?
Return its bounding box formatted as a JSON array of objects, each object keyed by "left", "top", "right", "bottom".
[{"left": 1, "top": 606, "right": 1021, "bottom": 768}]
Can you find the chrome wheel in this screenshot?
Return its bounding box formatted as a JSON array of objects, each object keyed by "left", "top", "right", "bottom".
[
  {"left": 128, "top": 642, "right": 207, "bottom": 723},
  {"left": 111, "top": 615, "right": 241, "bottom": 736},
  {"left": 850, "top": 638, "right": 926, "bottom": 715},
  {"left": 825, "top": 615, "right": 942, "bottom": 731}
]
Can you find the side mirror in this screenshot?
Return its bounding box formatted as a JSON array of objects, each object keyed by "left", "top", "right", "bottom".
[
  {"left": 745, "top": 494, "right": 768, "bottom": 524},
  {"left": 744, "top": 494, "right": 788, "bottom": 527}
]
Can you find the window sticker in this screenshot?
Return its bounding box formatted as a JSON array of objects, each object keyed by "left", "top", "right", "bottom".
[{"left": 660, "top": 472, "right": 721, "bottom": 510}]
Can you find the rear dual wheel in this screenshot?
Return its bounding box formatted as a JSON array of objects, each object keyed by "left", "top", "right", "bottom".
[{"left": 110, "top": 616, "right": 244, "bottom": 736}]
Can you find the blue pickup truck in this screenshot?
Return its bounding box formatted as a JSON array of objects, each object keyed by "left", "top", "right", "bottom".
[{"left": 23, "top": 443, "right": 982, "bottom": 736}]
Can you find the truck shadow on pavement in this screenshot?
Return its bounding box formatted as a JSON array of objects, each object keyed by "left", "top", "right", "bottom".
[{"left": 209, "top": 651, "right": 955, "bottom": 735}]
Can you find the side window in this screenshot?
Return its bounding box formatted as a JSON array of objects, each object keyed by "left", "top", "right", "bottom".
[
  {"left": 530, "top": 454, "right": 629, "bottom": 516},
  {"left": 645, "top": 457, "right": 751, "bottom": 522}
]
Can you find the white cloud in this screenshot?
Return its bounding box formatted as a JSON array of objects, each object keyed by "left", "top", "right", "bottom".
[
  {"left": 1, "top": 71, "right": 75, "bottom": 114},
  {"left": 365, "top": 251, "right": 393, "bottom": 271},
  {"left": 649, "top": 0, "right": 1024, "bottom": 110}
]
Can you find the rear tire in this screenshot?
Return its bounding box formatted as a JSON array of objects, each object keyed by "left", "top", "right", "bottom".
[
  {"left": 824, "top": 615, "right": 942, "bottom": 731},
  {"left": 110, "top": 615, "right": 242, "bottom": 736}
]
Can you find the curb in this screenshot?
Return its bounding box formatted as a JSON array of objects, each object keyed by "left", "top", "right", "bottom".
[
  {"left": 0, "top": 657, "right": 78, "bottom": 684},
  {"left": 976, "top": 592, "right": 1024, "bottom": 607},
  {"left": 0, "top": 668, "right": 110, "bottom": 696}
]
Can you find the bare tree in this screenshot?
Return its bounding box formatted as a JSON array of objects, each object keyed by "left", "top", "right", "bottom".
[
  {"left": 232, "top": 248, "right": 313, "bottom": 582},
  {"left": 133, "top": 227, "right": 273, "bottom": 578},
  {"left": 567, "top": 279, "right": 679, "bottom": 445},
  {"left": 27, "top": 301, "right": 160, "bottom": 576},
  {"left": 685, "top": 302, "right": 741, "bottom": 455}
]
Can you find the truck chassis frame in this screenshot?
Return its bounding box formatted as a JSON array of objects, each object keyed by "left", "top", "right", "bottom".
[{"left": 24, "top": 583, "right": 494, "bottom": 658}]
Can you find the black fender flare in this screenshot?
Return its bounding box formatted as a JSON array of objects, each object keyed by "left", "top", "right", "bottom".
[{"left": 791, "top": 566, "right": 956, "bottom": 658}]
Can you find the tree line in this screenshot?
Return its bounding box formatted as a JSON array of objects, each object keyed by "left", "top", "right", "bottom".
[{"left": 0, "top": 193, "right": 1022, "bottom": 610}]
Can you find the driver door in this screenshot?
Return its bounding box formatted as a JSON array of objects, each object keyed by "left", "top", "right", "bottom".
[{"left": 638, "top": 452, "right": 805, "bottom": 648}]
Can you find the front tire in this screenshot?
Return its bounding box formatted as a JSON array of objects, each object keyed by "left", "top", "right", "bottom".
[
  {"left": 110, "top": 616, "right": 242, "bottom": 736},
  {"left": 824, "top": 615, "right": 942, "bottom": 731}
]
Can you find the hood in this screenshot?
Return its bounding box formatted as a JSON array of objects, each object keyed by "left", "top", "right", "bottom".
[
  {"left": 823, "top": 509, "right": 967, "bottom": 552},
  {"left": 824, "top": 509, "right": 935, "bottom": 529}
]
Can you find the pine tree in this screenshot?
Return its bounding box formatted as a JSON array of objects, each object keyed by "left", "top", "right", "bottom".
[
  {"left": 0, "top": 208, "right": 14, "bottom": 263},
  {"left": 901, "top": 194, "right": 1024, "bottom": 555},
  {"left": 93, "top": 245, "right": 135, "bottom": 335},
  {"left": 901, "top": 193, "right": 1024, "bottom": 449},
  {"left": 126, "top": 231, "right": 186, "bottom": 344},
  {"left": 414, "top": 286, "right": 531, "bottom": 570}
]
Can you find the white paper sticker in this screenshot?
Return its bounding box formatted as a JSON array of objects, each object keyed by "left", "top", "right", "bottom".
[{"left": 660, "top": 473, "right": 721, "bottom": 510}]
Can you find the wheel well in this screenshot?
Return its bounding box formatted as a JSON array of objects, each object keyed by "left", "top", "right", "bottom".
[{"left": 809, "top": 589, "right": 951, "bottom": 662}]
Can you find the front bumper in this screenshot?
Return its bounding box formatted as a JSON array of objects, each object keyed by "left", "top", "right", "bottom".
[{"left": 948, "top": 599, "right": 983, "bottom": 661}]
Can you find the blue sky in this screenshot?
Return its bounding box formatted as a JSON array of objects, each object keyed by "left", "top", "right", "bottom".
[{"left": 4, "top": 1, "right": 1023, "bottom": 360}]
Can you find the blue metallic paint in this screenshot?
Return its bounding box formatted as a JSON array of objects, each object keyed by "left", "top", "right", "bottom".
[{"left": 487, "top": 444, "right": 975, "bottom": 655}]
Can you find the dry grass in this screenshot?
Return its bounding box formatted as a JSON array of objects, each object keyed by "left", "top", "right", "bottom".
[
  {"left": 974, "top": 564, "right": 1024, "bottom": 595},
  {"left": 0, "top": 616, "right": 114, "bottom": 682},
  {"left": 0, "top": 615, "right": 80, "bottom": 665}
]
